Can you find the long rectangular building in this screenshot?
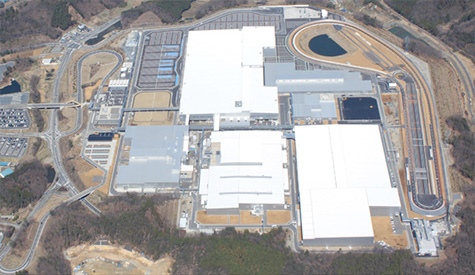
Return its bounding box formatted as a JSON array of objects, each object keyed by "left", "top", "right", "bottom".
[
  {"left": 295, "top": 125, "right": 400, "bottom": 247},
  {"left": 180, "top": 27, "right": 279, "bottom": 128},
  {"left": 199, "top": 131, "right": 288, "bottom": 214}
]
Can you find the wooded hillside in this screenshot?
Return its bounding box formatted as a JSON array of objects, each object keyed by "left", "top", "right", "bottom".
[
  {"left": 386, "top": 0, "right": 475, "bottom": 61},
  {"left": 34, "top": 191, "right": 475, "bottom": 274},
  {"left": 0, "top": 0, "right": 125, "bottom": 54}
]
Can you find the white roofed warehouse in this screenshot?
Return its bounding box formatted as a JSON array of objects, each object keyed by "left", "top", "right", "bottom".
[
  {"left": 294, "top": 125, "right": 401, "bottom": 247},
  {"left": 180, "top": 27, "right": 279, "bottom": 130},
  {"left": 199, "top": 131, "right": 289, "bottom": 215}
]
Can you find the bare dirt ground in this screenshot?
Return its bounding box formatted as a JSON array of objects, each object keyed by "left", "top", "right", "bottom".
[
  {"left": 132, "top": 112, "right": 173, "bottom": 125},
  {"left": 267, "top": 210, "right": 291, "bottom": 225},
  {"left": 83, "top": 80, "right": 101, "bottom": 101},
  {"left": 239, "top": 211, "right": 261, "bottom": 225},
  {"left": 131, "top": 91, "right": 174, "bottom": 125},
  {"left": 66, "top": 244, "right": 174, "bottom": 275},
  {"left": 371, "top": 216, "right": 408, "bottom": 249},
  {"left": 81, "top": 53, "right": 118, "bottom": 86},
  {"left": 79, "top": 168, "right": 105, "bottom": 189},
  {"left": 60, "top": 132, "right": 95, "bottom": 192},
  {"left": 130, "top": 11, "right": 164, "bottom": 28},
  {"left": 58, "top": 108, "right": 78, "bottom": 132},
  {"left": 133, "top": 91, "right": 170, "bottom": 108},
  {"left": 197, "top": 211, "right": 231, "bottom": 224}
]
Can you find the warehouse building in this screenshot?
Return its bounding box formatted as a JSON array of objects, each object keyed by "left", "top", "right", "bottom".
[
  {"left": 264, "top": 62, "right": 373, "bottom": 94},
  {"left": 115, "top": 125, "right": 188, "bottom": 192},
  {"left": 295, "top": 125, "right": 400, "bottom": 247},
  {"left": 291, "top": 93, "right": 337, "bottom": 121},
  {"left": 199, "top": 131, "right": 288, "bottom": 215},
  {"left": 179, "top": 27, "right": 279, "bottom": 129}
]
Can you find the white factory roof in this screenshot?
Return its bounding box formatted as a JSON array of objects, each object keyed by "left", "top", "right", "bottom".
[
  {"left": 300, "top": 188, "right": 374, "bottom": 240},
  {"left": 295, "top": 124, "right": 392, "bottom": 190},
  {"left": 199, "top": 131, "right": 287, "bottom": 209},
  {"left": 108, "top": 79, "right": 129, "bottom": 87},
  {"left": 295, "top": 125, "right": 400, "bottom": 241},
  {"left": 180, "top": 27, "right": 278, "bottom": 116}
]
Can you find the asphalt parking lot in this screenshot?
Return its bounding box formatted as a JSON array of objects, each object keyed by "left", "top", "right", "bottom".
[
  {"left": 0, "top": 137, "right": 28, "bottom": 158},
  {"left": 0, "top": 108, "right": 30, "bottom": 129}
]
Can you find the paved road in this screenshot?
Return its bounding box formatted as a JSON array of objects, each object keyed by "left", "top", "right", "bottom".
[
  {"left": 0, "top": 221, "right": 19, "bottom": 229},
  {"left": 289, "top": 20, "right": 447, "bottom": 216},
  {"left": 0, "top": 17, "right": 125, "bottom": 274}
]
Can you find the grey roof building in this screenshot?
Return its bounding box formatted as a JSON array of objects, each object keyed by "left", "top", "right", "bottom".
[
  {"left": 115, "top": 125, "right": 188, "bottom": 192},
  {"left": 292, "top": 93, "right": 337, "bottom": 119},
  {"left": 264, "top": 63, "right": 373, "bottom": 94}
]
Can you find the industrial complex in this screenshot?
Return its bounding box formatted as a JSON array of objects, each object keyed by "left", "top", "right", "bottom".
[
  {"left": 0, "top": 5, "right": 453, "bottom": 265},
  {"left": 4, "top": 0, "right": 473, "bottom": 272},
  {"left": 87, "top": 5, "right": 449, "bottom": 254}
]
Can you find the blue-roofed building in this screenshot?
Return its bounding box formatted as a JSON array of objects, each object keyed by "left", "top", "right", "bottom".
[
  {"left": 0, "top": 168, "right": 14, "bottom": 178},
  {"left": 0, "top": 162, "right": 9, "bottom": 166}
]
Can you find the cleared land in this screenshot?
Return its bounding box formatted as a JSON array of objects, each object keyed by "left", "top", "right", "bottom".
[
  {"left": 239, "top": 211, "right": 261, "bottom": 225},
  {"left": 79, "top": 168, "right": 105, "bottom": 189},
  {"left": 196, "top": 211, "right": 228, "bottom": 224},
  {"left": 132, "top": 92, "right": 173, "bottom": 125},
  {"left": 267, "top": 210, "right": 291, "bottom": 225},
  {"left": 81, "top": 53, "right": 118, "bottom": 86},
  {"left": 58, "top": 108, "right": 78, "bottom": 132},
  {"left": 371, "top": 216, "right": 408, "bottom": 249},
  {"left": 66, "top": 244, "right": 173, "bottom": 275},
  {"left": 84, "top": 80, "right": 102, "bottom": 101},
  {"left": 196, "top": 210, "right": 264, "bottom": 225}
]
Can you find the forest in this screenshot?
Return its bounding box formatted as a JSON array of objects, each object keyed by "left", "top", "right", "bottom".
[
  {"left": 0, "top": 160, "right": 55, "bottom": 211},
  {"left": 121, "top": 0, "right": 193, "bottom": 27},
  {"left": 33, "top": 188, "right": 475, "bottom": 274},
  {"left": 0, "top": 0, "right": 125, "bottom": 52},
  {"left": 446, "top": 116, "right": 475, "bottom": 180},
  {"left": 386, "top": 0, "right": 475, "bottom": 61}
]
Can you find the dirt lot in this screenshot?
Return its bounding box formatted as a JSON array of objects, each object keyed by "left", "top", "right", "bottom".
[
  {"left": 267, "top": 210, "right": 291, "bottom": 225},
  {"left": 197, "top": 211, "right": 229, "bottom": 224},
  {"left": 58, "top": 108, "right": 78, "bottom": 132},
  {"left": 131, "top": 91, "right": 174, "bottom": 125},
  {"left": 60, "top": 133, "right": 96, "bottom": 192},
  {"left": 66, "top": 244, "right": 174, "bottom": 275},
  {"left": 79, "top": 168, "right": 105, "bottom": 189},
  {"left": 196, "top": 210, "right": 266, "bottom": 225},
  {"left": 240, "top": 211, "right": 261, "bottom": 225},
  {"left": 84, "top": 80, "right": 101, "bottom": 101},
  {"left": 371, "top": 216, "right": 408, "bottom": 249},
  {"left": 133, "top": 92, "right": 170, "bottom": 108},
  {"left": 81, "top": 53, "right": 119, "bottom": 86}
]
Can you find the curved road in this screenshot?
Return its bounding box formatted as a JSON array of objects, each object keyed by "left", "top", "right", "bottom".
[
  {"left": 0, "top": 23, "right": 124, "bottom": 275},
  {"left": 288, "top": 20, "right": 447, "bottom": 216}
]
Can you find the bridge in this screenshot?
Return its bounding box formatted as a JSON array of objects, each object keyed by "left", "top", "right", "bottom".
[
  {"left": 64, "top": 185, "right": 97, "bottom": 205},
  {"left": 122, "top": 107, "right": 179, "bottom": 112},
  {"left": 26, "top": 100, "right": 81, "bottom": 110}
]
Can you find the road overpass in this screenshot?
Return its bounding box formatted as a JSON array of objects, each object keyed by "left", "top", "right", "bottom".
[
  {"left": 122, "top": 107, "right": 179, "bottom": 112},
  {"left": 26, "top": 100, "right": 80, "bottom": 109}
]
